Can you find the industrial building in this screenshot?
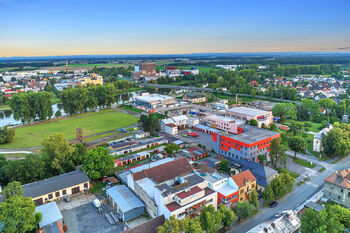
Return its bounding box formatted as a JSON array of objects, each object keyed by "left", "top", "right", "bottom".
[
  {"left": 204, "top": 114, "right": 245, "bottom": 134},
  {"left": 183, "top": 92, "right": 206, "bottom": 103},
  {"left": 225, "top": 107, "right": 273, "bottom": 127},
  {"left": 22, "top": 170, "right": 90, "bottom": 206},
  {"left": 131, "top": 62, "right": 157, "bottom": 81},
  {"left": 106, "top": 185, "right": 145, "bottom": 221},
  {"left": 212, "top": 125, "right": 280, "bottom": 162},
  {"left": 133, "top": 93, "right": 176, "bottom": 109}
]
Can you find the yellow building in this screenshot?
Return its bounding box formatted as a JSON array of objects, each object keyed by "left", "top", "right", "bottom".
[{"left": 80, "top": 73, "right": 103, "bottom": 86}]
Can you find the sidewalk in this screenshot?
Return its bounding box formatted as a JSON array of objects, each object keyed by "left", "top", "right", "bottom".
[{"left": 286, "top": 150, "right": 328, "bottom": 167}]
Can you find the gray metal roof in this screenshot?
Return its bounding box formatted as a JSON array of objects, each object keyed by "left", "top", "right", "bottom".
[
  {"left": 227, "top": 107, "right": 268, "bottom": 116},
  {"left": 106, "top": 185, "right": 145, "bottom": 213},
  {"left": 35, "top": 202, "right": 62, "bottom": 228},
  {"left": 22, "top": 170, "right": 90, "bottom": 198}
]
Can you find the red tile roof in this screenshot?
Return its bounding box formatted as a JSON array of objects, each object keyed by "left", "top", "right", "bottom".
[
  {"left": 123, "top": 215, "right": 165, "bottom": 233},
  {"left": 166, "top": 201, "right": 181, "bottom": 212},
  {"left": 325, "top": 169, "right": 350, "bottom": 189},
  {"left": 132, "top": 157, "right": 193, "bottom": 184},
  {"left": 176, "top": 186, "right": 202, "bottom": 199},
  {"left": 231, "top": 170, "right": 256, "bottom": 188}
]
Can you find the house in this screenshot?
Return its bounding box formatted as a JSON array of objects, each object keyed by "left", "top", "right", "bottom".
[
  {"left": 22, "top": 171, "right": 90, "bottom": 206},
  {"left": 225, "top": 107, "right": 273, "bottom": 127},
  {"left": 179, "top": 147, "right": 209, "bottom": 161},
  {"left": 228, "top": 159, "right": 278, "bottom": 191},
  {"left": 313, "top": 124, "right": 333, "bottom": 152},
  {"left": 324, "top": 169, "right": 350, "bottom": 208},
  {"left": 160, "top": 115, "right": 189, "bottom": 134},
  {"left": 114, "top": 151, "right": 152, "bottom": 168},
  {"left": 247, "top": 210, "right": 300, "bottom": 233},
  {"left": 183, "top": 92, "right": 206, "bottom": 103},
  {"left": 298, "top": 201, "right": 324, "bottom": 217},
  {"left": 109, "top": 137, "right": 167, "bottom": 156},
  {"left": 123, "top": 215, "right": 165, "bottom": 233},
  {"left": 163, "top": 123, "right": 178, "bottom": 135},
  {"left": 128, "top": 157, "right": 217, "bottom": 219},
  {"left": 203, "top": 172, "right": 239, "bottom": 208},
  {"left": 36, "top": 202, "right": 64, "bottom": 233},
  {"left": 106, "top": 185, "right": 145, "bottom": 221},
  {"left": 232, "top": 170, "right": 256, "bottom": 202},
  {"left": 165, "top": 66, "right": 181, "bottom": 77}
]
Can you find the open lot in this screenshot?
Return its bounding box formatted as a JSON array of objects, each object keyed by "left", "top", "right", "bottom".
[
  {"left": 61, "top": 201, "right": 125, "bottom": 233},
  {"left": 0, "top": 109, "right": 138, "bottom": 149}
]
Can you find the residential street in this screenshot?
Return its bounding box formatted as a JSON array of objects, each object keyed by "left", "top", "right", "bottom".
[{"left": 228, "top": 154, "right": 350, "bottom": 233}]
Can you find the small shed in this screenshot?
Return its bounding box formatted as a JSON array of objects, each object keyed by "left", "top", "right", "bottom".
[
  {"left": 106, "top": 185, "right": 145, "bottom": 221},
  {"left": 35, "top": 202, "right": 64, "bottom": 232}
]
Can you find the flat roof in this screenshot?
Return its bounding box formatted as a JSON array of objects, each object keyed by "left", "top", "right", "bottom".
[
  {"left": 227, "top": 107, "right": 269, "bottom": 117},
  {"left": 206, "top": 114, "right": 245, "bottom": 124},
  {"left": 22, "top": 171, "right": 90, "bottom": 198},
  {"left": 221, "top": 125, "right": 280, "bottom": 145},
  {"left": 135, "top": 94, "right": 174, "bottom": 103}
]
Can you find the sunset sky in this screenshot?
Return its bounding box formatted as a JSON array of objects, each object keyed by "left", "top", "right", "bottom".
[{"left": 0, "top": 0, "right": 349, "bottom": 57}]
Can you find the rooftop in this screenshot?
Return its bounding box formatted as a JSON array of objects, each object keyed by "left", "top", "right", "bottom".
[
  {"left": 206, "top": 114, "right": 245, "bottom": 124},
  {"left": 123, "top": 215, "right": 165, "bottom": 233},
  {"left": 232, "top": 170, "right": 256, "bottom": 188},
  {"left": 227, "top": 107, "right": 269, "bottom": 117},
  {"left": 135, "top": 94, "right": 174, "bottom": 103},
  {"left": 35, "top": 202, "right": 62, "bottom": 228},
  {"left": 176, "top": 186, "right": 202, "bottom": 199},
  {"left": 22, "top": 171, "right": 90, "bottom": 198},
  {"left": 325, "top": 169, "right": 350, "bottom": 189},
  {"left": 220, "top": 125, "right": 280, "bottom": 145},
  {"left": 106, "top": 185, "right": 145, "bottom": 213}
]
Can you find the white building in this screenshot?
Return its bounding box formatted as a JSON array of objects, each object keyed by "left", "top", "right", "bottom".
[
  {"left": 313, "top": 124, "right": 333, "bottom": 152},
  {"left": 160, "top": 115, "right": 189, "bottom": 134},
  {"left": 134, "top": 93, "right": 176, "bottom": 109}
]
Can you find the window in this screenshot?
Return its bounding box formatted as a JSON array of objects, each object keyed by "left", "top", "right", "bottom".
[
  {"left": 348, "top": 192, "right": 350, "bottom": 197},
  {"left": 48, "top": 193, "right": 53, "bottom": 199},
  {"left": 84, "top": 183, "right": 88, "bottom": 188},
  {"left": 240, "top": 189, "right": 244, "bottom": 194},
  {"left": 55, "top": 191, "right": 60, "bottom": 197},
  {"left": 251, "top": 184, "right": 255, "bottom": 189},
  {"left": 62, "top": 189, "right": 67, "bottom": 195},
  {"left": 338, "top": 195, "right": 340, "bottom": 200},
  {"left": 341, "top": 189, "right": 343, "bottom": 193},
  {"left": 240, "top": 197, "right": 243, "bottom": 201}
]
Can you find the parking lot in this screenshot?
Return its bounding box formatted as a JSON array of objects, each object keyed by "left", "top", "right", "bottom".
[
  {"left": 61, "top": 199, "right": 125, "bottom": 233},
  {"left": 176, "top": 129, "right": 214, "bottom": 151}
]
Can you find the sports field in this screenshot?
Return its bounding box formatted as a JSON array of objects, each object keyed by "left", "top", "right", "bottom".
[{"left": 0, "top": 109, "right": 138, "bottom": 149}]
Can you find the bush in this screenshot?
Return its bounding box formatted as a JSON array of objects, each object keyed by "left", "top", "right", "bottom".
[{"left": 0, "top": 126, "right": 15, "bottom": 144}]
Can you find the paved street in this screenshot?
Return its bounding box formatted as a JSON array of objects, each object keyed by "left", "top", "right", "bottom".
[{"left": 228, "top": 154, "right": 350, "bottom": 233}]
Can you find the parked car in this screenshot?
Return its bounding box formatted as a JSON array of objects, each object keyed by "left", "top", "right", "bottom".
[
  {"left": 93, "top": 199, "right": 101, "bottom": 208},
  {"left": 269, "top": 201, "right": 278, "bottom": 208},
  {"left": 63, "top": 195, "right": 71, "bottom": 202}
]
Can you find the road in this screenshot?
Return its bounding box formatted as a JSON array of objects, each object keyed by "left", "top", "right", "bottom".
[{"left": 228, "top": 154, "right": 350, "bottom": 233}]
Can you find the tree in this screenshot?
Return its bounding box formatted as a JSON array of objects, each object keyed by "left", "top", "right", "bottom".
[
  {"left": 249, "top": 119, "right": 258, "bottom": 127},
  {"left": 82, "top": 147, "right": 114, "bottom": 180},
  {"left": 269, "top": 138, "right": 287, "bottom": 168},
  {"left": 157, "top": 215, "right": 181, "bottom": 233},
  {"left": 0, "top": 126, "right": 15, "bottom": 144},
  {"left": 72, "top": 143, "right": 87, "bottom": 165},
  {"left": 318, "top": 98, "right": 336, "bottom": 116},
  {"left": 301, "top": 208, "right": 344, "bottom": 233},
  {"left": 288, "top": 136, "right": 305, "bottom": 158},
  {"left": 200, "top": 205, "right": 222, "bottom": 233},
  {"left": 218, "top": 205, "right": 235, "bottom": 228},
  {"left": 249, "top": 190, "right": 259, "bottom": 209},
  {"left": 140, "top": 114, "right": 160, "bottom": 135},
  {"left": 296, "top": 104, "right": 310, "bottom": 121},
  {"left": 272, "top": 103, "right": 296, "bottom": 122},
  {"left": 54, "top": 110, "right": 62, "bottom": 118},
  {"left": 257, "top": 154, "right": 267, "bottom": 165},
  {"left": 301, "top": 99, "right": 320, "bottom": 119},
  {"left": 217, "top": 159, "right": 230, "bottom": 174},
  {"left": 262, "top": 185, "right": 275, "bottom": 202},
  {"left": 2, "top": 181, "right": 23, "bottom": 199},
  {"left": 0, "top": 195, "right": 42, "bottom": 233},
  {"left": 323, "top": 123, "right": 350, "bottom": 157},
  {"left": 269, "top": 123, "right": 277, "bottom": 131},
  {"left": 288, "top": 121, "right": 304, "bottom": 136},
  {"left": 157, "top": 215, "right": 202, "bottom": 233},
  {"left": 181, "top": 216, "right": 203, "bottom": 233},
  {"left": 164, "top": 143, "right": 179, "bottom": 155},
  {"left": 232, "top": 202, "right": 255, "bottom": 221},
  {"left": 41, "top": 133, "right": 75, "bottom": 175}
]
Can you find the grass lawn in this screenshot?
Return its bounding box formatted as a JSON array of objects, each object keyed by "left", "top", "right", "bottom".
[
  {"left": 293, "top": 158, "right": 316, "bottom": 168},
  {"left": 318, "top": 167, "right": 326, "bottom": 173},
  {"left": 0, "top": 67, "right": 19, "bottom": 72},
  {"left": 90, "top": 180, "right": 105, "bottom": 195},
  {"left": 302, "top": 121, "right": 321, "bottom": 132},
  {"left": 0, "top": 109, "right": 138, "bottom": 149},
  {"left": 118, "top": 105, "right": 144, "bottom": 113}
]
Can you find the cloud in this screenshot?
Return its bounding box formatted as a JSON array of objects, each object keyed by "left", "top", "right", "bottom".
[
  {"left": 338, "top": 46, "right": 350, "bottom": 50},
  {"left": 0, "top": 2, "right": 4, "bottom": 6}
]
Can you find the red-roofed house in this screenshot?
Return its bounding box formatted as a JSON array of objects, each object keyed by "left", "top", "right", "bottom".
[{"left": 232, "top": 170, "right": 256, "bottom": 202}]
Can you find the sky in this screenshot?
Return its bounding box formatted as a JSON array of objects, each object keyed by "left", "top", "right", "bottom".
[{"left": 0, "top": 0, "right": 349, "bottom": 57}]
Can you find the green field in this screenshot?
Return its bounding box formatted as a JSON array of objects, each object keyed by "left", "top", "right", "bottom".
[
  {"left": 0, "top": 109, "right": 138, "bottom": 149},
  {"left": 0, "top": 67, "right": 19, "bottom": 72},
  {"left": 55, "top": 63, "right": 133, "bottom": 68}
]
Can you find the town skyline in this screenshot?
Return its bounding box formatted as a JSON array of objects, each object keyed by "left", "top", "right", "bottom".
[{"left": 0, "top": 0, "right": 349, "bottom": 56}]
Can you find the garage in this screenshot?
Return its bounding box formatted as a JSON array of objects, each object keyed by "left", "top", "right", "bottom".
[
  {"left": 71, "top": 186, "right": 80, "bottom": 194},
  {"left": 33, "top": 198, "right": 43, "bottom": 206}
]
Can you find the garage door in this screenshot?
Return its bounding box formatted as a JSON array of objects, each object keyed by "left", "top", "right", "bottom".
[
  {"left": 71, "top": 186, "right": 80, "bottom": 194},
  {"left": 33, "top": 198, "right": 43, "bottom": 206}
]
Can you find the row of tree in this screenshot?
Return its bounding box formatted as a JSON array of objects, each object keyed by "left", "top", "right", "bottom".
[
  {"left": 0, "top": 133, "right": 114, "bottom": 186},
  {"left": 9, "top": 91, "right": 53, "bottom": 123},
  {"left": 158, "top": 205, "right": 235, "bottom": 233},
  {"left": 60, "top": 85, "right": 115, "bottom": 115}
]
